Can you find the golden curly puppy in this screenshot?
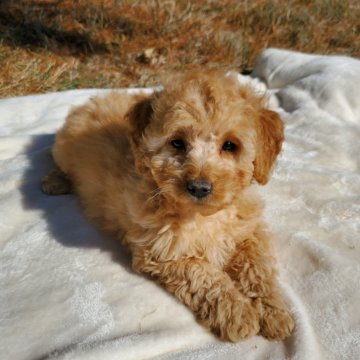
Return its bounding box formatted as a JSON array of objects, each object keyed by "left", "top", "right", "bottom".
[{"left": 42, "top": 71, "right": 294, "bottom": 342}]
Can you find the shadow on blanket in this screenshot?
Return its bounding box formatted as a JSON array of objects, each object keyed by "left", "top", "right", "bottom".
[{"left": 19, "top": 133, "right": 133, "bottom": 273}]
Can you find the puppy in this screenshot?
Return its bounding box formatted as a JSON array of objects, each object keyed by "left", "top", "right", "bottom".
[{"left": 42, "top": 71, "right": 294, "bottom": 342}]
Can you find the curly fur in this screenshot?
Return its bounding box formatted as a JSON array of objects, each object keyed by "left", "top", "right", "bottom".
[{"left": 42, "top": 71, "right": 294, "bottom": 342}]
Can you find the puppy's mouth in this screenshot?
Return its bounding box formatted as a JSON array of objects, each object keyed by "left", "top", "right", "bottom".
[{"left": 155, "top": 178, "right": 222, "bottom": 216}]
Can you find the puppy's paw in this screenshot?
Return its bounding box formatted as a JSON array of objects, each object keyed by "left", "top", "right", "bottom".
[
  {"left": 201, "top": 289, "right": 260, "bottom": 342},
  {"left": 41, "top": 169, "right": 72, "bottom": 195},
  {"left": 224, "top": 297, "right": 260, "bottom": 342},
  {"left": 260, "top": 304, "right": 294, "bottom": 341}
]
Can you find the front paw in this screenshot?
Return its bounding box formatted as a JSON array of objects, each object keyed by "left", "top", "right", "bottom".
[
  {"left": 225, "top": 298, "right": 260, "bottom": 342},
  {"left": 260, "top": 304, "right": 294, "bottom": 341},
  {"left": 201, "top": 290, "right": 260, "bottom": 342}
]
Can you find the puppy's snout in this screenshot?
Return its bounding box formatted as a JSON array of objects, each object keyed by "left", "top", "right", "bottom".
[{"left": 186, "top": 179, "right": 213, "bottom": 199}]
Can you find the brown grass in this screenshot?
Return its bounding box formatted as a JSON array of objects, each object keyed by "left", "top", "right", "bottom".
[{"left": 0, "top": 0, "right": 359, "bottom": 98}]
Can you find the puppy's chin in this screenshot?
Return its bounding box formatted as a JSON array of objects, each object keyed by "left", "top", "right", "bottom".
[
  {"left": 163, "top": 192, "right": 225, "bottom": 217},
  {"left": 187, "top": 200, "right": 221, "bottom": 217}
]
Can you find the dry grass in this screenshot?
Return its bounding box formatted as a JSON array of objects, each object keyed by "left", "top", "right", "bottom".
[{"left": 0, "top": 0, "right": 359, "bottom": 98}]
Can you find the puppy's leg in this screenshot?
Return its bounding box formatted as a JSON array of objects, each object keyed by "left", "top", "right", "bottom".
[
  {"left": 225, "top": 235, "right": 294, "bottom": 341},
  {"left": 134, "top": 254, "right": 260, "bottom": 342},
  {"left": 41, "top": 169, "right": 72, "bottom": 195}
]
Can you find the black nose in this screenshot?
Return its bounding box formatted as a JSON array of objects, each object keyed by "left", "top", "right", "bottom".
[{"left": 186, "top": 179, "right": 213, "bottom": 199}]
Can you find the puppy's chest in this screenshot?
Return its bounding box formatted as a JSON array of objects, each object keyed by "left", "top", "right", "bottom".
[
  {"left": 180, "top": 212, "right": 236, "bottom": 267},
  {"left": 157, "top": 208, "right": 258, "bottom": 268}
]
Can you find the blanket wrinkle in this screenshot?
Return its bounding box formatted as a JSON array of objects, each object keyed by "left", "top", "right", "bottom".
[
  {"left": 1, "top": 49, "right": 359, "bottom": 360},
  {"left": 253, "top": 48, "right": 360, "bottom": 124}
]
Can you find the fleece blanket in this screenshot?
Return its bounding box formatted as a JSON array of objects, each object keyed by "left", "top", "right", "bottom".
[{"left": 0, "top": 49, "right": 359, "bottom": 360}]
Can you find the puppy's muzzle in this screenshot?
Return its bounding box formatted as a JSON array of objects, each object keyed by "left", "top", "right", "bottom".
[{"left": 186, "top": 179, "right": 213, "bottom": 199}]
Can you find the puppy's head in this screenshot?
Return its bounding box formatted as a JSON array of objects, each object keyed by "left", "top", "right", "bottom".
[{"left": 128, "top": 71, "right": 283, "bottom": 215}]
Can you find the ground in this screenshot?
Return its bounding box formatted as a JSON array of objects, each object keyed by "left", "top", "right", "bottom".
[{"left": 0, "top": 0, "right": 359, "bottom": 98}]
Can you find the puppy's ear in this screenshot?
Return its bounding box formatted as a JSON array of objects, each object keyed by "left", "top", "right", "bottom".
[
  {"left": 128, "top": 95, "right": 154, "bottom": 147},
  {"left": 253, "top": 109, "right": 284, "bottom": 185},
  {"left": 127, "top": 95, "right": 155, "bottom": 174}
]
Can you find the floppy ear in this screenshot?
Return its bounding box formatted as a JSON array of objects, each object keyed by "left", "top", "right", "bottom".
[
  {"left": 127, "top": 95, "right": 155, "bottom": 174},
  {"left": 253, "top": 109, "right": 284, "bottom": 185},
  {"left": 128, "top": 95, "right": 154, "bottom": 146}
]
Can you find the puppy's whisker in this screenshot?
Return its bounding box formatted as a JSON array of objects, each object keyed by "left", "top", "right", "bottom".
[
  {"left": 158, "top": 184, "right": 175, "bottom": 196},
  {"left": 147, "top": 188, "right": 161, "bottom": 202}
]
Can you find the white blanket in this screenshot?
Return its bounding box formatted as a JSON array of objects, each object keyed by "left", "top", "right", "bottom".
[{"left": 1, "top": 49, "right": 359, "bottom": 360}]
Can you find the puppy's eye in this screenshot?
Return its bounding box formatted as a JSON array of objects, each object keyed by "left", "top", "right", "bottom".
[
  {"left": 171, "top": 139, "right": 186, "bottom": 150},
  {"left": 222, "top": 141, "right": 237, "bottom": 152}
]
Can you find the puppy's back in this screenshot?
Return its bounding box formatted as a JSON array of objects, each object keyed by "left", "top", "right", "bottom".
[
  {"left": 53, "top": 92, "right": 144, "bottom": 175},
  {"left": 51, "top": 92, "right": 147, "bottom": 227}
]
